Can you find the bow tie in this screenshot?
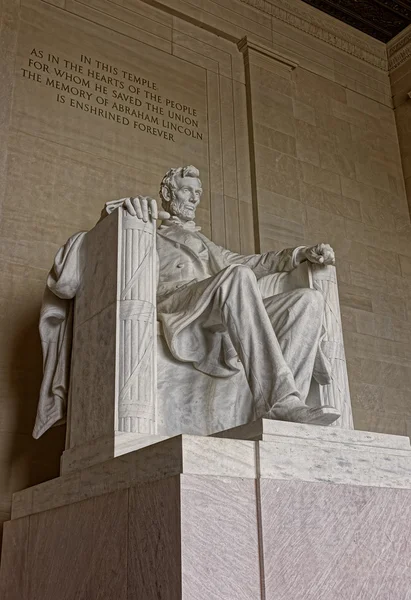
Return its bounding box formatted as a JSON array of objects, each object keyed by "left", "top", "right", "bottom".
[{"left": 161, "top": 217, "right": 201, "bottom": 232}]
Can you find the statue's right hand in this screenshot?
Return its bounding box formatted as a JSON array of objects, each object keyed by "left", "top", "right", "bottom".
[{"left": 123, "top": 196, "right": 170, "bottom": 222}]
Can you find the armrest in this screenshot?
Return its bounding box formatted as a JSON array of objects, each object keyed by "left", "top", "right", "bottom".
[{"left": 308, "top": 263, "right": 354, "bottom": 429}]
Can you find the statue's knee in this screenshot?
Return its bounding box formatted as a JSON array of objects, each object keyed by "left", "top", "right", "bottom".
[
  {"left": 295, "top": 288, "right": 324, "bottom": 311},
  {"left": 227, "top": 264, "right": 255, "bottom": 283}
]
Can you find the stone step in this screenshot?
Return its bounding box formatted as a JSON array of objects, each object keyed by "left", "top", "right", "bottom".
[{"left": 213, "top": 418, "right": 411, "bottom": 450}]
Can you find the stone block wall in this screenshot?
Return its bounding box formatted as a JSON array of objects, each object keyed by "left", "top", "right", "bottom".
[
  {"left": 0, "top": 0, "right": 411, "bottom": 531},
  {"left": 242, "top": 30, "right": 411, "bottom": 438}
]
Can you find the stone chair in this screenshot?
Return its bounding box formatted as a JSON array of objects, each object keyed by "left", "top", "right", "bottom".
[{"left": 60, "top": 207, "right": 353, "bottom": 473}]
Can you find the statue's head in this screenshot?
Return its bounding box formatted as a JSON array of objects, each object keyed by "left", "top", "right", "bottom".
[{"left": 159, "top": 165, "right": 203, "bottom": 222}]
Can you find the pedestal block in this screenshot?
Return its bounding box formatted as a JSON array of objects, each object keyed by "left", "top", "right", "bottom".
[{"left": 2, "top": 421, "right": 411, "bottom": 599}]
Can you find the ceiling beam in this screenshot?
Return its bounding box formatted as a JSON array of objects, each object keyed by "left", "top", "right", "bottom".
[
  {"left": 307, "top": 0, "right": 393, "bottom": 37},
  {"left": 372, "top": 0, "right": 411, "bottom": 20}
]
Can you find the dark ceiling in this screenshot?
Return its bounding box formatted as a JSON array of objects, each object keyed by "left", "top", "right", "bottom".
[{"left": 301, "top": 0, "right": 411, "bottom": 42}]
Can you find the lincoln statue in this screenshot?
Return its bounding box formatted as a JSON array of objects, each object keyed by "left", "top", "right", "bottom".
[{"left": 33, "top": 164, "right": 340, "bottom": 438}]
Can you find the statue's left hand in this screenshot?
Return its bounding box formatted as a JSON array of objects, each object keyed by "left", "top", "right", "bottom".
[{"left": 303, "top": 243, "right": 335, "bottom": 265}]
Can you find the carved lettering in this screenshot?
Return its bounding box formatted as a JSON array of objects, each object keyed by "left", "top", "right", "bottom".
[{"left": 20, "top": 48, "right": 205, "bottom": 143}]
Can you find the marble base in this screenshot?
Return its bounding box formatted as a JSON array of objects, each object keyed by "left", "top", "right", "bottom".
[{"left": 2, "top": 421, "right": 411, "bottom": 599}]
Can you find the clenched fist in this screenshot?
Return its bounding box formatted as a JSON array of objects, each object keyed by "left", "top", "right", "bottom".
[{"left": 296, "top": 243, "right": 335, "bottom": 266}]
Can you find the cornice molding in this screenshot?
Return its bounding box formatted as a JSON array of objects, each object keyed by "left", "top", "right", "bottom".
[
  {"left": 387, "top": 25, "right": 411, "bottom": 71},
  {"left": 238, "top": 0, "right": 388, "bottom": 72},
  {"left": 237, "top": 36, "right": 299, "bottom": 69}
]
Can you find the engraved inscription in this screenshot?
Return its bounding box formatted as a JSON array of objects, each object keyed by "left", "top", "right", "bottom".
[{"left": 21, "top": 48, "right": 205, "bottom": 143}]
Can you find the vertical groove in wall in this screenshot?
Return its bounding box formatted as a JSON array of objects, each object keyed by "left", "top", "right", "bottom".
[
  {"left": 242, "top": 51, "right": 262, "bottom": 253},
  {"left": 25, "top": 515, "right": 31, "bottom": 600},
  {"left": 206, "top": 68, "right": 227, "bottom": 246},
  {"left": 125, "top": 488, "right": 129, "bottom": 599},
  {"left": 0, "top": 0, "right": 20, "bottom": 224},
  {"left": 178, "top": 475, "right": 183, "bottom": 599},
  {"left": 254, "top": 442, "right": 266, "bottom": 600},
  {"left": 229, "top": 74, "right": 245, "bottom": 255}
]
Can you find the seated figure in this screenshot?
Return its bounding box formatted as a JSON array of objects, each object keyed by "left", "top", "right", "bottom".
[
  {"left": 128, "top": 166, "right": 340, "bottom": 426},
  {"left": 33, "top": 164, "right": 342, "bottom": 440}
]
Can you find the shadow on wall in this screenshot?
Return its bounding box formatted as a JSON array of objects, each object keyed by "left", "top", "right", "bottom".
[{"left": 1, "top": 306, "right": 65, "bottom": 547}]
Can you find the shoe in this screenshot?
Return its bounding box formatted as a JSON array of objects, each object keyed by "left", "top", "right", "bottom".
[{"left": 269, "top": 404, "right": 341, "bottom": 426}]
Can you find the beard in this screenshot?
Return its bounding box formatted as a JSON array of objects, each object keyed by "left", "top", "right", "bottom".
[{"left": 169, "top": 199, "right": 197, "bottom": 221}]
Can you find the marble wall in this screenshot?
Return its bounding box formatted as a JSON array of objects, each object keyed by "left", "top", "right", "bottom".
[
  {"left": 0, "top": 0, "right": 410, "bottom": 532},
  {"left": 241, "top": 32, "right": 411, "bottom": 439}
]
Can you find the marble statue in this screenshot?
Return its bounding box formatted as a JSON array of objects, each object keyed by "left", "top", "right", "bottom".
[{"left": 33, "top": 164, "right": 342, "bottom": 439}]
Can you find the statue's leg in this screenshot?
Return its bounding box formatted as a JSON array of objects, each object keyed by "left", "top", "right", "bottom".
[
  {"left": 215, "top": 266, "right": 340, "bottom": 425},
  {"left": 263, "top": 288, "right": 324, "bottom": 404},
  {"left": 214, "top": 264, "right": 302, "bottom": 416}
]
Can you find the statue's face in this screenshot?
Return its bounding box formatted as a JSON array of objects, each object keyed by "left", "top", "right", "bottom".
[{"left": 169, "top": 175, "right": 202, "bottom": 221}]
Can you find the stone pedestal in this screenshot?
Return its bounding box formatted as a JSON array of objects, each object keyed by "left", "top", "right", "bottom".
[{"left": 2, "top": 420, "right": 411, "bottom": 599}]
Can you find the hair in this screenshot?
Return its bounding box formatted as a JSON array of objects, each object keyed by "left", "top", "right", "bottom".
[{"left": 159, "top": 165, "right": 201, "bottom": 211}]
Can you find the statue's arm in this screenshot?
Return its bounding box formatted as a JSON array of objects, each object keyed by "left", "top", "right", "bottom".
[
  {"left": 209, "top": 241, "right": 335, "bottom": 277},
  {"left": 226, "top": 247, "right": 300, "bottom": 276},
  {"left": 206, "top": 242, "right": 303, "bottom": 277}
]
